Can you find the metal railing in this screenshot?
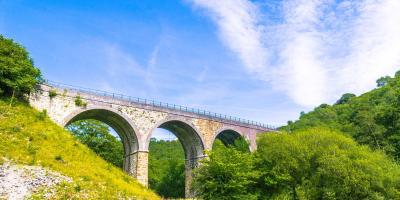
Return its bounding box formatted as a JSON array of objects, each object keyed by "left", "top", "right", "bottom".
[{"left": 42, "top": 80, "right": 276, "bottom": 130}]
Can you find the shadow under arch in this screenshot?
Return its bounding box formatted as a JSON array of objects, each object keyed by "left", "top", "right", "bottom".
[
  {"left": 146, "top": 119, "right": 205, "bottom": 161},
  {"left": 146, "top": 118, "right": 205, "bottom": 198},
  {"left": 212, "top": 128, "right": 250, "bottom": 151},
  {"left": 63, "top": 107, "right": 140, "bottom": 175}
]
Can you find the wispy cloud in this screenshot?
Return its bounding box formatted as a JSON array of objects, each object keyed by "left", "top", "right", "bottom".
[
  {"left": 190, "top": 0, "right": 400, "bottom": 107},
  {"left": 99, "top": 41, "right": 164, "bottom": 95},
  {"left": 102, "top": 43, "right": 146, "bottom": 77},
  {"left": 191, "top": 0, "right": 269, "bottom": 74},
  {"left": 145, "top": 43, "right": 161, "bottom": 92},
  {"left": 196, "top": 65, "right": 208, "bottom": 82}
]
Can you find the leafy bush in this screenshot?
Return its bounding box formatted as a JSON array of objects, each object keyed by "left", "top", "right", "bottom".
[
  {"left": 48, "top": 89, "right": 57, "bottom": 99},
  {"left": 36, "top": 109, "right": 47, "bottom": 120},
  {"left": 74, "top": 96, "right": 87, "bottom": 107}
]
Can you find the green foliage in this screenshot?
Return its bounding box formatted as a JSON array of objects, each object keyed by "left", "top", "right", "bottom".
[
  {"left": 0, "top": 35, "right": 41, "bottom": 97},
  {"left": 213, "top": 137, "right": 250, "bottom": 153},
  {"left": 155, "top": 160, "right": 185, "bottom": 198},
  {"left": 48, "top": 89, "right": 57, "bottom": 99},
  {"left": 335, "top": 93, "right": 356, "bottom": 105},
  {"left": 148, "top": 138, "right": 185, "bottom": 198},
  {"left": 377, "top": 76, "right": 391, "bottom": 87},
  {"left": 193, "top": 141, "right": 259, "bottom": 200},
  {"left": 256, "top": 128, "right": 400, "bottom": 199},
  {"left": 36, "top": 109, "right": 47, "bottom": 120},
  {"left": 67, "top": 119, "right": 124, "bottom": 168},
  {"left": 281, "top": 71, "right": 400, "bottom": 161},
  {"left": 194, "top": 128, "right": 400, "bottom": 199},
  {"left": 74, "top": 96, "right": 87, "bottom": 107},
  {"left": 0, "top": 98, "right": 159, "bottom": 199}
]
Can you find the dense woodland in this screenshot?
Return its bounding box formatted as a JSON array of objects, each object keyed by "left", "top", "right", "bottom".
[
  {"left": 2, "top": 34, "right": 400, "bottom": 199},
  {"left": 281, "top": 73, "right": 400, "bottom": 161}
]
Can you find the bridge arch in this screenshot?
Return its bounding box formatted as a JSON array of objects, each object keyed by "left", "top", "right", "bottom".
[
  {"left": 145, "top": 117, "right": 205, "bottom": 158},
  {"left": 145, "top": 116, "right": 205, "bottom": 197},
  {"left": 63, "top": 106, "right": 140, "bottom": 176},
  {"left": 212, "top": 127, "right": 250, "bottom": 151}
]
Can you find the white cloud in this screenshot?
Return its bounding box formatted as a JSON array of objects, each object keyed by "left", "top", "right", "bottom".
[
  {"left": 191, "top": 0, "right": 269, "bottom": 74},
  {"left": 190, "top": 0, "right": 400, "bottom": 107}
]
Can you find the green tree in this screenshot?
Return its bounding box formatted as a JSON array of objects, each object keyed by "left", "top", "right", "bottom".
[
  {"left": 256, "top": 128, "right": 400, "bottom": 199},
  {"left": 376, "top": 76, "right": 391, "bottom": 87},
  {"left": 67, "top": 119, "right": 124, "bottom": 168},
  {"left": 0, "top": 35, "right": 41, "bottom": 103},
  {"left": 281, "top": 71, "right": 400, "bottom": 161},
  {"left": 194, "top": 128, "right": 400, "bottom": 199},
  {"left": 335, "top": 93, "right": 356, "bottom": 105},
  {"left": 155, "top": 160, "right": 185, "bottom": 198},
  {"left": 148, "top": 138, "right": 185, "bottom": 198},
  {"left": 193, "top": 143, "right": 259, "bottom": 200}
]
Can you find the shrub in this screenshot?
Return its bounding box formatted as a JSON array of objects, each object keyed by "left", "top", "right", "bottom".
[
  {"left": 36, "top": 109, "right": 47, "bottom": 120},
  {"left": 74, "top": 96, "right": 87, "bottom": 107},
  {"left": 48, "top": 89, "right": 57, "bottom": 99},
  {"left": 54, "top": 155, "right": 63, "bottom": 161}
]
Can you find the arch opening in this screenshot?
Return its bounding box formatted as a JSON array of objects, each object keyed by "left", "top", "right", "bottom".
[
  {"left": 66, "top": 119, "right": 124, "bottom": 168},
  {"left": 64, "top": 109, "right": 139, "bottom": 175},
  {"left": 147, "top": 119, "right": 205, "bottom": 198},
  {"left": 148, "top": 128, "right": 185, "bottom": 198},
  {"left": 213, "top": 129, "right": 250, "bottom": 152}
]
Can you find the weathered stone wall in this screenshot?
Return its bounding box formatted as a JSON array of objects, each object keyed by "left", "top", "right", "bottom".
[
  {"left": 193, "top": 119, "right": 223, "bottom": 150},
  {"left": 29, "top": 84, "right": 272, "bottom": 197},
  {"left": 135, "top": 152, "right": 149, "bottom": 187}
]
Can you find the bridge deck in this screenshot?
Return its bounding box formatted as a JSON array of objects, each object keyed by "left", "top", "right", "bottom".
[{"left": 40, "top": 80, "right": 276, "bottom": 131}]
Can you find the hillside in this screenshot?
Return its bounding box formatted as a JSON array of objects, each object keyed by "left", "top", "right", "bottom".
[
  {"left": 281, "top": 72, "right": 400, "bottom": 161},
  {"left": 0, "top": 98, "right": 159, "bottom": 199}
]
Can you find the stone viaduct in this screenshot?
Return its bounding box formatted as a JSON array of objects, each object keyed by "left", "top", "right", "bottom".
[{"left": 29, "top": 81, "right": 275, "bottom": 197}]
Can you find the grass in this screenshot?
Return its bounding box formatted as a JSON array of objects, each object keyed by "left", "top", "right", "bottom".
[{"left": 0, "top": 98, "right": 159, "bottom": 199}]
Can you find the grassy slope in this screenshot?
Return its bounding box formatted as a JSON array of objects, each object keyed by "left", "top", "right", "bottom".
[{"left": 0, "top": 98, "right": 159, "bottom": 199}]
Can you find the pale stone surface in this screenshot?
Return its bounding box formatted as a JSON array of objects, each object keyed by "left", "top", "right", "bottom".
[
  {"left": 29, "top": 84, "right": 272, "bottom": 198},
  {"left": 135, "top": 152, "right": 148, "bottom": 187},
  {"left": 193, "top": 119, "right": 223, "bottom": 150},
  {"left": 0, "top": 162, "right": 72, "bottom": 200}
]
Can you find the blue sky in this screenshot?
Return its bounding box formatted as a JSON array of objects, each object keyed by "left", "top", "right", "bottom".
[{"left": 1, "top": 0, "right": 400, "bottom": 140}]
